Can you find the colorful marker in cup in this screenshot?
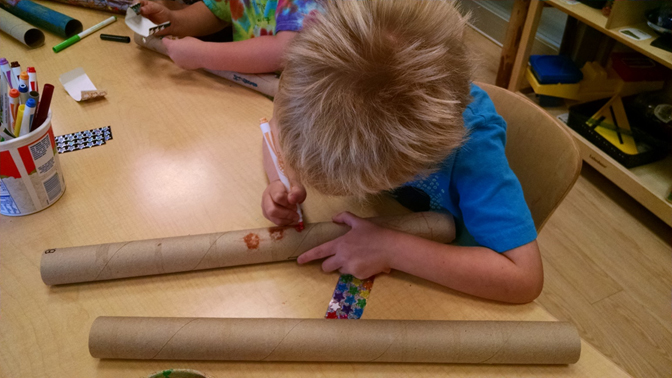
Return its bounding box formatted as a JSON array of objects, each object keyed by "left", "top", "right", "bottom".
[
  {"left": 10, "top": 61, "right": 20, "bottom": 88},
  {"left": 29, "top": 91, "right": 39, "bottom": 105},
  {"left": 13, "top": 104, "right": 24, "bottom": 136},
  {"left": 19, "top": 71, "right": 29, "bottom": 89},
  {"left": 18, "top": 84, "right": 28, "bottom": 105},
  {"left": 0, "top": 73, "right": 7, "bottom": 128},
  {"left": 32, "top": 84, "right": 53, "bottom": 132},
  {"left": 19, "top": 98, "right": 36, "bottom": 136},
  {"left": 1, "top": 58, "right": 13, "bottom": 89},
  {"left": 27, "top": 67, "right": 38, "bottom": 92},
  {"left": 9, "top": 88, "right": 19, "bottom": 126}
]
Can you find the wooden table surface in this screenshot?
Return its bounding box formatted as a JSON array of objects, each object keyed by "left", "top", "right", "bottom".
[{"left": 0, "top": 3, "right": 631, "bottom": 377}]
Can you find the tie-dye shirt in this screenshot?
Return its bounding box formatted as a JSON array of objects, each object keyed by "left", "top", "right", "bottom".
[{"left": 203, "top": 0, "right": 321, "bottom": 41}]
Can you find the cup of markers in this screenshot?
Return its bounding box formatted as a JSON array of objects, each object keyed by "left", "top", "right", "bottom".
[{"left": 0, "top": 59, "right": 65, "bottom": 216}]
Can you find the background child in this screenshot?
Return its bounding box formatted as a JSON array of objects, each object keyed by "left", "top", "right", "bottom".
[
  {"left": 261, "top": 0, "right": 544, "bottom": 304},
  {"left": 138, "top": 0, "right": 321, "bottom": 72}
]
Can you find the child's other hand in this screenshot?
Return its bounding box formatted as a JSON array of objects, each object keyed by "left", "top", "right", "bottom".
[
  {"left": 261, "top": 180, "right": 307, "bottom": 226},
  {"left": 139, "top": 0, "right": 173, "bottom": 36},
  {"left": 162, "top": 37, "right": 203, "bottom": 70},
  {"left": 297, "top": 212, "right": 395, "bottom": 279}
]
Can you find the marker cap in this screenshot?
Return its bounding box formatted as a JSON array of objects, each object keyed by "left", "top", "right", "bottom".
[
  {"left": 100, "top": 34, "right": 131, "bottom": 43},
  {"left": 53, "top": 35, "right": 81, "bottom": 53}
]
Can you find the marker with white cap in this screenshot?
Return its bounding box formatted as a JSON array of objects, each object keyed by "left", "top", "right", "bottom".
[{"left": 19, "top": 98, "right": 36, "bottom": 136}]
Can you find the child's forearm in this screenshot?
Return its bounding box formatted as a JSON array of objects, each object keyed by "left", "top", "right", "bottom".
[
  {"left": 171, "top": 2, "right": 226, "bottom": 37},
  {"left": 192, "top": 32, "right": 296, "bottom": 73},
  {"left": 388, "top": 234, "right": 543, "bottom": 303}
]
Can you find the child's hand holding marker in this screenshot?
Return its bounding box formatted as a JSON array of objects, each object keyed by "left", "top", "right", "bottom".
[
  {"left": 262, "top": 179, "right": 306, "bottom": 227},
  {"left": 260, "top": 118, "right": 306, "bottom": 229}
]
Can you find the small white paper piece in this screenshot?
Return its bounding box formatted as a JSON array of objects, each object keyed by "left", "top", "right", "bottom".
[
  {"left": 619, "top": 28, "right": 652, "bottom": 41},
  {"left": 125, "top": 6, "right": 170, "bottom": 37},
  {"left": 59, "top": 67, "right": 107, "bottom": 102}
]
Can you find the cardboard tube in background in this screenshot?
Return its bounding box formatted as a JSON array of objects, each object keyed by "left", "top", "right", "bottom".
[
  {"left": 1, "top": 0, "right": 83, "bottom": 38},
  {"left": 41, "top": 212, "right": 454, "bottom": 285},
  {"left": 133, "top": 33, "right": 279, "bottom": 97},
  {"left": 89, "top": 317, "right": 582, "bottom": 365},
  {"left": 0, "top": 8, "right": 45, "bottom": 48}
]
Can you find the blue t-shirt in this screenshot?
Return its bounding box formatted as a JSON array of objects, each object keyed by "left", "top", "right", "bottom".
[{"left": 392, "top": 84, "right": 537, "bottom": 253}]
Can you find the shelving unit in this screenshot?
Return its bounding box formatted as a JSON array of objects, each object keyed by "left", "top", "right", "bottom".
[
  {"left": 502, "top": 0, "right": 672, "bottom": 226},
  {"left": 524, "top": 95, "right": 672, "bottom": 225},
  {"left": 548, "top": 0, "right": 672, "bottom": 69}
]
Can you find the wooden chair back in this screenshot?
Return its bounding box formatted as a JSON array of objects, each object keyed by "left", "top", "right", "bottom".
[{"left": 478, "top": 82, "right": 582, "bottom": 231}]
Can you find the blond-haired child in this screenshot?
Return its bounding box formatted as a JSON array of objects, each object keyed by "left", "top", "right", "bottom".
[
  {"left": 138, "top": 0, "right": 321, "bottom": 72},
  {"left": 262, "top": 0, "right": 543, "bottom": 304}
]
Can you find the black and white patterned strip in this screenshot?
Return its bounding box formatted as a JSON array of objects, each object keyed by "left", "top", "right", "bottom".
[
  {"left": 54, "top": 126, "right": 112, "bottom": 143},
  {"left": 56, "top": 135, "right": 106, "bottom": 148},
  {"left": 55, "top": 126, "right": 112, "bottom": 154}
]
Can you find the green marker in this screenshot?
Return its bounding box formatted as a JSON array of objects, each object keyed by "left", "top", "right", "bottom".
[{"left": 53, "top": 16, "right": 117, "bottom": 53}]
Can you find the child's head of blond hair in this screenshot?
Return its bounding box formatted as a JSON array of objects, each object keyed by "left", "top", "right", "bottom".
[{"left": 275, "top": 0, "right": 472, "bottom": 197}]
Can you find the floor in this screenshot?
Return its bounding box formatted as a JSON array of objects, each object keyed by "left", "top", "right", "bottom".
[{"left": 464, "top": 26, "right": 672, "bottom": 378}]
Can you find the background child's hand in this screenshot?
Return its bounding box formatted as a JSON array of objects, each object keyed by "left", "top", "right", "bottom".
[
  {"left": 162, "top": 37, "right": 204, "bottom": 70},
  {"left": 139, "top": 0, "right": 174, "bottom": 36},
  {"left": 262, "top": 180, "right": 307, "bottom": 226},
  {"left": 297, "top": 212, "right": 396, "bottom": 279}
]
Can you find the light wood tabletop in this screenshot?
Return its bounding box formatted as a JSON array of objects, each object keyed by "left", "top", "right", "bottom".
[{"left": 0, "top": 2, "right": 631, "bottom": 377}]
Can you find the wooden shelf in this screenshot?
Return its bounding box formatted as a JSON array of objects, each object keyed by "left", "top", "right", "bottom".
[
  {"left": 547, "top": 0, "right": 608, "bottom": 30},
  {"left": 524, "top": 94, "right": 672, "bottom": 226},
  {"left": 570, "top": 129, "right": 672, "bottom": 226},
  {"left": 547, "top": 0, "right": 672, "bottom": 69},
  {"left": 604, "top": 22, "right": 672, "bottom": 70}
]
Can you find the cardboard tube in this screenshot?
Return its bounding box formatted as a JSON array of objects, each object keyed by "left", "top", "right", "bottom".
[
  {"left": 0, "top": 8, "right": 45, "bottom": 48},
  {"left": 89, "top": 317, "right": 581, "bottom": 364},
  {"left": 1, "top": 0, "right": 83, "bottom": 38},
  {"left": 133, "top": 33, "right": 280, "bottom": 97},
  {"left": 41, "top": 212, "right": 454, "bottom": 285}
]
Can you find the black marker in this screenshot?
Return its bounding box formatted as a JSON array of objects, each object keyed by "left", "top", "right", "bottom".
[{"left": 100, "top": 34, "right": 131, "bottom": 43}]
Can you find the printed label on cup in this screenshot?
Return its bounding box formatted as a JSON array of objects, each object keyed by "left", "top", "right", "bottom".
[{"left": 0, "top": 114, "right": 66, "bottom": 216}]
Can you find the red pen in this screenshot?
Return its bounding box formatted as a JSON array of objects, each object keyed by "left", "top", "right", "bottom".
[{"left": 31, "top": 84, "right": 53, "bottom": 131}]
